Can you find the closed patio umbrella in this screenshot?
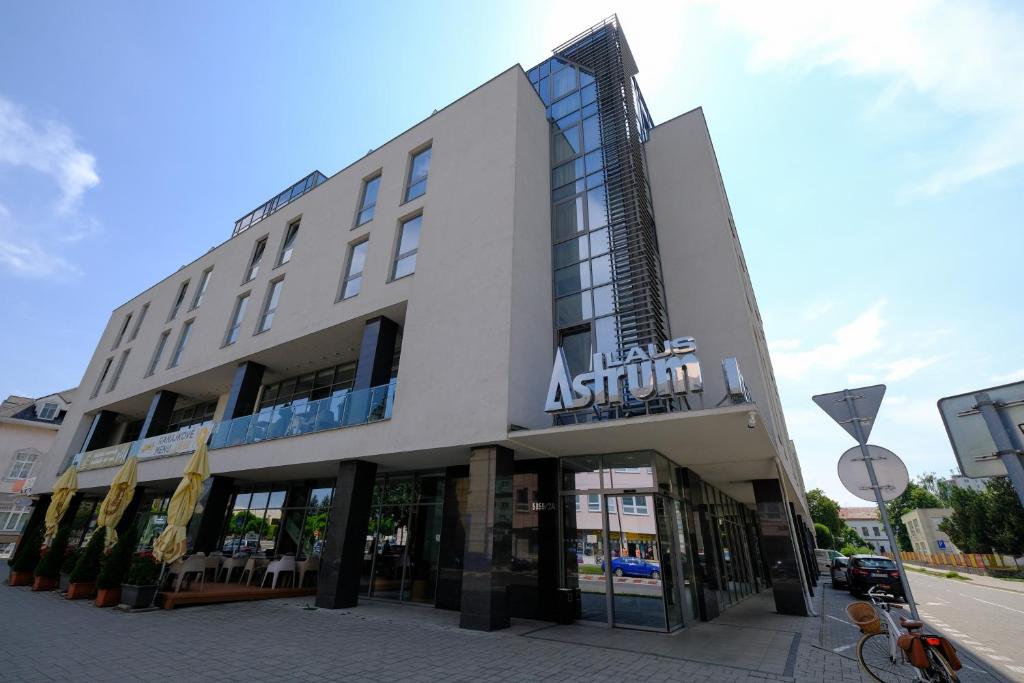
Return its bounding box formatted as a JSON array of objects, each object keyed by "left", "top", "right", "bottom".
[
  {"left": 44, "top": 465, "right": 78, "bottom": 542},
  {"left": 96, "top": 456, "right": 138, "bottom": 549},
  {"left": 152, "top": 431, "right": 211, "bottom": 565}
]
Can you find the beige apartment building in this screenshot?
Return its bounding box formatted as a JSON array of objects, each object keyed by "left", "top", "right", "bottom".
[
  {"left": 0, "top": 390, "right": 75, "bottom": 557},
  {"left": 24, "top": 17, "right": 814, "bottom": 632},
  {"left": 902, "top": 508, "right": 959, "bottom": 555}
]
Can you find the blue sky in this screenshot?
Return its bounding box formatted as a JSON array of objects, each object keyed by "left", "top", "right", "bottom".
[{"left": 1, "top": 2, "right": 1022, "bottom": 504}]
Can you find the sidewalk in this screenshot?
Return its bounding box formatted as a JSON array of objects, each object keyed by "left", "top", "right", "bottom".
[{"left": 904, "top": 563, "right": 1024, "bottom": 595}]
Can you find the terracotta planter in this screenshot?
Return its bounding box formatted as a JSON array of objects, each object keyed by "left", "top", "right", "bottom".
[
  {"left": 8, "top": 571, "right": 34, "bottom": 586},
  {"left": 59, "top": 573, "right": 72, "bottom": 592},
  {"left": 121, "top": 584, "right": 158, "bottom": 609},
  {"left": 66, "top": 581, "right": 96, "bottom": 600},
  {"left": 32, "top": 576, "right": 58, "bottom": 591},
  {"left": 94, "top": 587, "right": 121, "bottom": 607}
]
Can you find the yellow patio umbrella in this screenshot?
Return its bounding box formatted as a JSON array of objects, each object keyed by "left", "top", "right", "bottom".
[
  {"left": 152, "top": 428, "right": 211, "bottom": 565},
  {"left": 44, "top": 464, "right": 79, "bottom": 542},
  {"left": 96, "top": 456, "right": 138, "bottom": 549}
]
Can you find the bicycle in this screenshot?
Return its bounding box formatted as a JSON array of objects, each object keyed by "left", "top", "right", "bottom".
[{"left": 849, "top": 585, "right": 959, "bottom": 682}]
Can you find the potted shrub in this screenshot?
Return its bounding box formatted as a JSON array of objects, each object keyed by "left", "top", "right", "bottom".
[
  {"left": 95, "top": 526, "right": 137, "bottom": 607},
  {"left": 121, "top": 551, "right": 160, "bottom": 608},
  {"left": 67, "top": 527, "right": 106, "bottom": 599},
  {"left": 59, "top": 547, "right": 82, "bottom": 592},
  {"left": 8, "top": 529, "right": 42, "bottom": 586},
  {"left": 33, "top": 524, "right": 70, "bottom": 591}
]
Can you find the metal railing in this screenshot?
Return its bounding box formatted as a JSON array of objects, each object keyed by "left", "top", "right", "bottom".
[
  {"left": 210, "top": 380, "right": 396, "bottom": 449},
  {"left": 232, "top": 170, "right": 328, "bottom": 237}
]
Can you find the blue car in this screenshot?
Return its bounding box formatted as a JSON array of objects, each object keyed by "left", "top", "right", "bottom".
[{"left": 602, "top": 556, "right": 661, "bottom": 579}]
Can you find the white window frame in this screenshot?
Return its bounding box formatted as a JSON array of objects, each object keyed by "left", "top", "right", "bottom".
[
  {"left": 6, "top": 451, "right": 38, "bottom": 480},
  {"left": 621, "top": 495, "right": 648, "bottom": 516},
  {"left": 587, "top": 494, "right": 600, "bottom": 513},
  {"left": 38, "top": 402, "right": 59, "bottom": 421},
  {"left": 0, "top": 502, "right": 31, "bottom": 532}
]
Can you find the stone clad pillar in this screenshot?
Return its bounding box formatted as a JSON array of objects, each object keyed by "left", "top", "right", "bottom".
[
  {"left": 753, "top": 479, "right": 810, "bottom": 616},
  {"left": 316, "top": 460, "right": 378, "bottom": 609},
  {"left": 459, "top": 445, "right": 514, "bottom": 631}
]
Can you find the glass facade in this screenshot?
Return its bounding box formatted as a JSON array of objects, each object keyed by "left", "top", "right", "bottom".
[{"left": 233, "top": 171, "right": 327, "bottom": 237}]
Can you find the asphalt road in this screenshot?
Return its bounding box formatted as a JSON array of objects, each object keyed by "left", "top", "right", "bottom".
[{"left": 906, "top": 570, "right": 1024, "bottom": 682}]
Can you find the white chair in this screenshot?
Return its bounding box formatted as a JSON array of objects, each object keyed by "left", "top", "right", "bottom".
[
  {"left": 261, "top": 554, "right": 296, "bottom": 589},
  {"left": 240, "top": 556, "right": 269, "bottom": 586},
  {"left": 217, "top": 553, "right": 249, "bottom": 582},
  {"left": 296, "top": 556, "right": 320, "bottom": 587},
  {"left": 204, "top": 553, "right": 223, "bottom": 581},
  {"left": 172, "top": 553, "right": 207, "bottom": 592}
]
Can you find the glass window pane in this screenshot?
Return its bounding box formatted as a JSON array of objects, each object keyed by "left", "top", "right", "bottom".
[
  {"left": 581, "top": 82, "right": 597, "bottom": 106},
  {"left": 348, "top": 241, "right": 368, "bottom": 276},
  {"left": 553, "top": 197, "right": 584, "bottom": 242},
  {"left": 591, "top": 254, "right": 612, "bottom": 286},
  {"left": 587, "top": 188, "right": 607, "bottom": 230},
  {"left": 343, "top": 276, "right": 362, "bottom": 299},
  {"left": 595, "top": 315, "right": 617, "bottom": 356},
  {"left": 580, "top": 70, "right": 594, "bottom": 87},
  {"left": 409, "top": 147, "right": 431, "bottom": 182},
  {"left": 552, "top": 160, "right": 576, "bottom": 189},
  {"left": 550, "top": 91, "right": 580, "bottom": 120},
  {"left": 582, "top": 102, "right": 598, "bottom": 119},
  {"left": 398, "top": 216, "right": 421, "bottom": 256},
  {"left": 553, "top": 235, "right": 588, "bottom": 269},
  {"left": 554, "top": 263, "right": 590, "bottom": 297},
  {"left": 560, "top": 327, "right": 592, "bottom": 377},
  {"left": 551, "top": 65, "right": 577, "bottom": 99},
  {"left": 583, "top": 115, "right": 601, "bottom": 152},
  {"left": 552, "top": 125, "right": 581, "bottom": 163},
  {"left": 539, "top": 61, "right": 550, "bottom": 78},
  {"left": 556, "top": 110, "right": 581, "bottom": 130},
  {"left": 589, "top": 228, "right": 609, "bottom": 256},
  {"left": 536, "top": 76, "right": 550, "bottom": 105},
  {"left": 585, "top": 149, "right": 603, "bottom": 175},
  {"left": 593, "top": 284, "right": 614, "bottom": 317},
  {"left": 556, "top": 292, "right": 592, "bottom": 326},
  {"left": 393, "top": 254, "right": 416, "bottom": 279}
]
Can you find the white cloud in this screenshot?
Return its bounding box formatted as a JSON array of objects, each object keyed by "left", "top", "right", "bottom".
[
  {"left": 989, "top": 368, "right": 1024, "bottom": 384},
  {"left": 0, "top": 205, "right": 80, "bottom": 279},
  {"left": 769, "top": 300, "right": 885, "bottom": 380},
  {"left": 704, "top": 0, "right": 1024, "bottom": 196},
  {"left": 0, "top": 95, "right": 100, "bottom": 213}
]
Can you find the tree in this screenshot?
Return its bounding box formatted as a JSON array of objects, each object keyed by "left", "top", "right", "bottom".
[
  {"left": 939, "top": 485, "right": 990, "bottom": 553},
  {"left": 917, "top": 472, "right": 953, "bottom": 506},
  {"left": 985, "top": 477, "right": 1024, "bottom": 556},
  {"left": 35, "top": 524, "right": 71, "bottom": 579},
  {"left": 814, "top": 523, "right": 834, "bottom": 549},
  {"left": 840, "top": 525, "right": 867, "bottom": 549},
  {"left": 70, "top": 527, "right": 106, "bottom": 584},
  {"left": 98, "top": 525, "right": 138, "bottom": 590},
  {"left": 886, "top": 482, "right": 941, "bottom": 551},
  {"left": 807, "top": 488, "right": 843, "bottom": 538},
  {"left": 942, "top": 477, "right": 1024, "bottom": 555}
]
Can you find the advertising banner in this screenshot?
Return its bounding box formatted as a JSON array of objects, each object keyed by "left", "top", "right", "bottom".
[
  {"left": 79, "top": 443, "right": 130, "bottom": 472},
  {"left": 136, "top": 421, "right": 214, "bottom": 461}
]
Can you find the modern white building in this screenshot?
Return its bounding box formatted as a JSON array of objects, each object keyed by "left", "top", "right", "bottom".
[
  {"left": 840, "top": 506, "right": 890, "bottom": 554},
  {"left": 902, "top": 508, "right": 959, "bottom": 555},
  {"left": 0, "top": 390, "right": 75, "bottom": 557},
  {"left": 25, "top": 16, "right": 814, "bottom": 632},
  {"left": 948, "top": 474, "right": 991, "bottom": 493}
]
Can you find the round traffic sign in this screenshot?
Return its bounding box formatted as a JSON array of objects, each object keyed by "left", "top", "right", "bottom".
[{"left": 837, "top": 445, "right": 909, "bottom": 502}]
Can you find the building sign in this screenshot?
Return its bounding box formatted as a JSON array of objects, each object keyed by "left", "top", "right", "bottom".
[
  {"left": 545, "top": 337, "right": 703, "bottom": 413},
  {"left": 79, "top": 443, "right": 131, "bottom": 472},
  {"left": 136, "top": 422, "right": 213, "bottom": 461}
]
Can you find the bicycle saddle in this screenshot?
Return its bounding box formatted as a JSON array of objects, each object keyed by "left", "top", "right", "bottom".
[{"left": 900, "top": 617, "right": 923, "bottom": 630}]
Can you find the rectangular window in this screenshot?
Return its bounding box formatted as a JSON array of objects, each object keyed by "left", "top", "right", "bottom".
[
  {"left": 0, "top": 503, "right": 31, "bottom": 532},
  {"left": 256, "top": 278, "right": 284, "bottom": 333},
  {"left": 587, "top": 494, "right": 600, "bottom": 513},
  {"left": 167, "top": 320, "right": 194, "bottom": 369},
  {"left": 7, "top": 452, "right": 37, "bottom": 480},
  {"left": 404, "top": 146, "right": 432, "bottom": 202},
  {"left": 190, "top": 267, "right": 213, "bottom": 310},
  {"left": 340, "top": 240, "right": 368, "bottom": 299},
  {"left": 392, "top": 215, "right": 421, "bottom": 279},
  {"left": 862, "top": 526, "right": 869, "bottom": 537},
  {"left": 128, "top": 302, "right": 149, "bottom": 342},
  {"left": 107, "top": 349, "right": 131, "bottom": 392},
  {"left": 168, "top": 280, "right": 189, "bottom": 321},
  {"left": 872, "top": 526, "right": 880, "bottom": 537},
  {"left": 223, "top": 293, "right": 250, "bottom": 346},
  {"left": 112, "top": 312, "right": 133, "bottom": 349},
  {"left": 356, "top": 174, "right": 381, "bottom": 226},
  {"left": 146, "top": 331, "right": 170, "bottom": 377},
  {"left": 277, "top": 221, "right": 300, "bottom": 266},
  {"left": 245, "top": 237, "right": 267, "bottom": 282},
  {"left": 38, "top": 402, "right": 59, "bottom": 421},
  {"left": 90, "top": 358, "right": 113, "bottom": 398},
  {"left": 622, "top": 495, "right": 648, "bottom": 515}
]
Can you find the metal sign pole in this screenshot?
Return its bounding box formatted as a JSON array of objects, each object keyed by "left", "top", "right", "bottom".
[
  {"left": 842, "top": 390, "right": 920, "bottom": 620},
  {"left": 974, "top": 392, "right": 1024, "bottom": 508}
]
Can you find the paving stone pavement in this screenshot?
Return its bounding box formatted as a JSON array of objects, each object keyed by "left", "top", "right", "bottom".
[{"left": 0, "top": 564, "right": 884, "bottom": 683}]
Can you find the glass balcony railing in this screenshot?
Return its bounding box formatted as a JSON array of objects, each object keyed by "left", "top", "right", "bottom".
[
  {"left": 232, "top": 170, "right": 328, "bottom": 237},
  {"left": 210, "top": 380, "right": 396, "bottom": 450}
]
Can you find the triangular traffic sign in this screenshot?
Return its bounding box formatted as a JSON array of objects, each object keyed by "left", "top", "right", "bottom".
[{"left": 812, "top": 384, "right": 886, "bottom": 444}]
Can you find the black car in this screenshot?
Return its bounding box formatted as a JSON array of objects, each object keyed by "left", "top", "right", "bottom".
[
  {"left": 847, "top": 555, "right": 903, "bottom": 599},
  {"left": 829, "top": 556, "right": 849, "bottom": 588}
]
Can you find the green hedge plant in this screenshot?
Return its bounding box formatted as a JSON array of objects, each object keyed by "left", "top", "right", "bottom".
[
  {"left": 61, "top": 548, "right": 82, "bottom": 575},
  {"left": 69, "top": 527, "right": 106, "bottom": 584},
  {"left": 35, "top": 525, "right": 71, "bottom": 579},
  {"left": 97, "top": 526, "right": 138, "bottom": 590},
  {"left": 124, "top": 551, "right": 160, "bottom": 586},
  {"left": 10, "top": 529, "right": 43, "bottom": 573}
]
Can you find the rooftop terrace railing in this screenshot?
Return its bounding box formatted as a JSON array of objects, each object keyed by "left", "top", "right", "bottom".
[{"left": 232, "top": 170, "right": 328, "bottom": 237}]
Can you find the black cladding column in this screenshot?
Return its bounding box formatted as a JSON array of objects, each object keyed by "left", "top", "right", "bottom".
[
  {"left": 14, "top": 494, "right": 51, "bottom": 554},
  {"left": 459, "top": 445, "right": 514, "bottom": 631},
  {"left": 222, "top": 361, "right": 265, "bottom": 420},
  {"left": 316, "top": 460, "right": 378, "bottom": 609},
  {"left": 753, "top": 479, "right": 810, "bottom": 616},
  {"left": 346, "top": 317, "right": 399, "bottom": 425},
  {"left": 189, "top": 476, "right": 235, "bottom": 554},
  {"left": 80, "top": 410, "right": 120, "bottom": 452},
  {"left": 129, "top": 390, "right": 179, "bottom": 456}
]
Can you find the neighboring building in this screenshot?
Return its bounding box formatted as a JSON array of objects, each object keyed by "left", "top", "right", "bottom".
[
  {"left": 31, "top": 16, "right": 813, "bottom": 632},
  {"left": 902, "top": 508, "right": 959, "bottom": 555},
  {"left": 948, "top": 474, "right": 990, "bottom": 493},
  {"left": 840, "top": 506, "right": 890, "bottom": 554},
  {"left": 0, "top": 390, "right": 75, "bottom": 557}
]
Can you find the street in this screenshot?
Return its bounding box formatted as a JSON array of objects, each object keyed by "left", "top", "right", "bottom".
[{"left": 906, "top": 570, "right": 1024, "bottom": 682}]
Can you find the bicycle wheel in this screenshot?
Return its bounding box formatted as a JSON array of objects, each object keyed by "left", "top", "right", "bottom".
[
  {"left": 857, "top": 632, "right": 919, "bottom": 682},
  {"left": 925, "top": 646, "right": 959, "bottom": 683}
]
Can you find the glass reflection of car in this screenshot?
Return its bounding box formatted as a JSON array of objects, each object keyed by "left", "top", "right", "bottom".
[
  {"left": 601, "top": 556, "right": 661, "bottom": 579},
  {"left": 829, "top": 556, "right": 849, "bottom": 588},
  {"left": 222, "top": 538, "right": 260, "bottom": 554},
  {"left": 847, "top": 555, "right": 903, "bottom": 600}
]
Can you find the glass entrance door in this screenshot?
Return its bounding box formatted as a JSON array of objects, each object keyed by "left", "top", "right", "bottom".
[{"left": 607, "top": 494, "right": 668, "bottom": 630}]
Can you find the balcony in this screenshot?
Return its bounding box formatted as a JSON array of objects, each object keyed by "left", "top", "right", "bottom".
[
  {"left": 232, "top": 170, "right": 328, "bottom": 237},
  {"left": 210, "top": 380, "right": 396, "bottom": 450}
]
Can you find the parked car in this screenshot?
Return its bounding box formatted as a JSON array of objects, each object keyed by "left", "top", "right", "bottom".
[
  {"left": 815, "top": 548, "right": 844, "bottom": 573},
  {"left": 847, "top": 555, "right": 903, "bottom": 599},
  {"left": 601, "top": 556, "right": 661, "bottom": 579},
  {"left": 222, "top": 538, "right": 261, "bottom": 554},
  {"left": 830, "top": 556, "right": 850, "bottom": 588}
]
